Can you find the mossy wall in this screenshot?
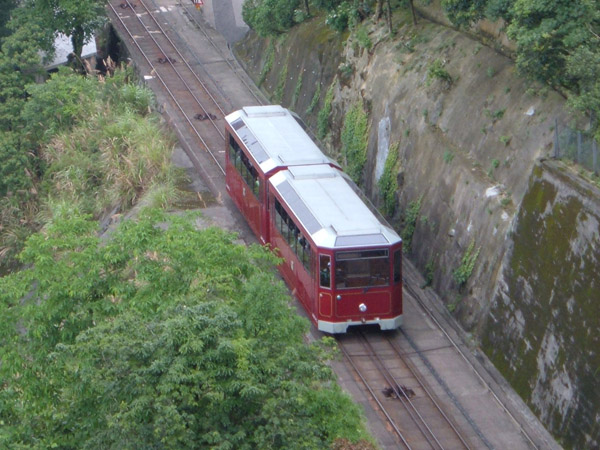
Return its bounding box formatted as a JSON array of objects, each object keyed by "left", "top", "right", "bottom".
[{"left": 482, "top": 162, "right": 600, "bottom": 449}]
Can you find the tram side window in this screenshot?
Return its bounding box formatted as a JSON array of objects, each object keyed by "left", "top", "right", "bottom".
[
  {"left": 273, "top": 198, "right": 311, "bottom": 272},
  {"left": 319, "top": 255, "right": 331, "bottom": 288},
  {"left": 394, "top": 249, "right": 402, "bottom": 283},
  {"left": 229, "top": 135, "right": 260, "bottom": 197}
]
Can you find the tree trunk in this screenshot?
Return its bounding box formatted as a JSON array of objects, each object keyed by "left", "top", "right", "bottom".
[
  {"left": 386, "top": 0, "right": 392, "bottom": 33},
  {"left": 304, "top": 0, "right": 310, "bottom": 16},
  {"left": 70, "top": 25, "right": 85, "bottom": 71},
  {"left": 409, "top": 0, "right": 417, "bottom": 25},
  {"left": 375, "top": 0, "right": 383, "bottom": 20}
]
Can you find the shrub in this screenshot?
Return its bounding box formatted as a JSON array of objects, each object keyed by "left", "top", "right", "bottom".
[
  {"left": 378, "top": 142, "right": 400, "bottom": 216},
  {"left": 317, "top": 83, "right": 335, "bottom": 139},
  {"left": 453, "top": 240, "right": 480, "bottom": 287},
  {"left": 340, "top": 102, "right": 369, "bottom": 184}
]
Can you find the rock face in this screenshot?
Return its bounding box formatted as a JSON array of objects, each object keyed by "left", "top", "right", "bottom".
[
  {"left": 483, "top": 163, "right": 600, "bottom": 449},
  {"left": 234, "top": 11, "right": 599, "bottom": 449}
]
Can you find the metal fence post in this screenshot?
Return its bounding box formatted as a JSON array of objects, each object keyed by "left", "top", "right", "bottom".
[{"left": 554, "top": 118, "right": 560, "bottom": 158}]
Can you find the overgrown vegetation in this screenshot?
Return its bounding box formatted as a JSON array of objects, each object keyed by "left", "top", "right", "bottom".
[
  {"left": 453, "top": 239, "right": 480, "bottom": 287},
  {"left": 441, "top": 0, "right": 600, "bottom": 140},
  {"left": 258, "top": 40, "right": 275, "bottom": 87},
  {"left": 401, "top": 196, "right": 422, "bottom": 253},
  {"left": 317, "top": 82, "right": 335, "bottom": 139},
  {"left": 273, "top": 60, "right": 288, "bottom": 103},
  {"left": 378, "top": 142, "right": 400, "bottom": 216},
  {"left": 427, "top": 59, "right": 452, "bottom": 86},
  {"left": 340, "top": 102, "right": 369, "bottom": 184},
  {"left": 0, "top": 209, "right": 374, "bottom": 448},
  {"left": 0, "top": 65, "right": 182, "bottom": 272},
  {"left": 306, "top": 83, "right": 321, "bottom": 114}
]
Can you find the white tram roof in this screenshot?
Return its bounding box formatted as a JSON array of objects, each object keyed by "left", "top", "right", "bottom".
[
  {"left": 270, "top": 165, "right": 402, "bottom": 249},
  {"left": 225, "top": 105, "right": 337, "bottom": 173}
]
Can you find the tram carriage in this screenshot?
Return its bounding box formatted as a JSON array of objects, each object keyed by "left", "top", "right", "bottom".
[{"left": 225, "top": 105, "right": 402, "bottom": 333}]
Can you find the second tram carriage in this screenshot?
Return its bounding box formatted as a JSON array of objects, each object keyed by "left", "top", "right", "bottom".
[{"left": 225, "top": 105, "right": 402, "bottom": 333}]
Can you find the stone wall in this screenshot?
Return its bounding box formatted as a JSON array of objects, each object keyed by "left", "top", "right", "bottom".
[{"left": 483, "top": 162, "right": 600, "bottom": 448}]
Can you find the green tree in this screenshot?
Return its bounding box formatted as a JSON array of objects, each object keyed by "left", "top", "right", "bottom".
[
  {"left": 0, "top": 208, "right": 372, "bottom": 448},
  {"left": 0, "top": 20, "right": 47, "bottom": 131},
  {"left": 0, "top": 0, "right": 17, "bottom": 40},
  {"left": 507, "top": 0, "right": 597, "bottom": 88},
  {"left": 242, "top": 0, "right": 300, "bottom": 37},
  {"left": 25, "top": 0, "right": 107, "bottom": 66}
]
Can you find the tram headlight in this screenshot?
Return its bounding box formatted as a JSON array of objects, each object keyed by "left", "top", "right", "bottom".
[{"left": 359, "top": 303, "right": 367, "bottom": 313}]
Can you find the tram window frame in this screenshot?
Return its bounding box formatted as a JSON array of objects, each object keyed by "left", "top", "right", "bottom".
[
  {"left": 394, "top": 248, "right": 402, "bottom": 283},
  {"left": 228, "top": 134, "right": 260, "bottom": 197},
  {"left": 273, "top": 198, "right": 312, "bottom": 273},
  {"left": 335, "top": 249, "right": 390, "bottom": 289},
  {"left": 319, "top": 254, "right": 331, "bottom": 288}
]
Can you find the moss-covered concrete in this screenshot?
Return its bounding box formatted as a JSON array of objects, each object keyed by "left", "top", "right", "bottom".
[{"left": 482, "top": 162, "right": 600, "bottom": 449}]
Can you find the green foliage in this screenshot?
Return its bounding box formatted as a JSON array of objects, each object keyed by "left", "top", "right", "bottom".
[
  {"left": 306, "top": 83, "right": 321, "bottom": 114},
  {"left": 507, "top": 0, "right": 594, "bottom": 88},
  {"left": 378, "top": 142, "right": 400, "bottom": 216},
  {"left": 317, "top": 82, "right": 335, "bottom": 139},
  {"left": 340, "top": 102, "right": 369, "bottom": 184},
  {"left": 21, "top": 67, "right": 99, "bottom": 144},
  {"left": 25, "top": 0, "right": 107, "bottom": 63},
  {"left": 0, "top": 19, "right": 48, "bottom": 131},
  {"left": 273, "top": 61, "right": 288, "bottom": 103},
  {"left": 402, "top": 196, "right": 422, "bottom": 253},
  {"left": 0, "top": 132, "right": 33, "bottom": 198},
  {"left": 325, "top": 1, "right": 359, "bottom": 32},
  {"left": 0, "top": 0, "right": 17, "bottom": 39},
  {"left": 242, "top": 0, "right": 300, "bottom": 36},
  {"left": 0, "top": 209, "right": 371, "bottom": 448},
  {"left": 427, "top": 59, "right": 452, "bottom": 85},
  {"left": 453, "top": 240, "right": 480, "bottom": 287},
  {"left": 443, "top": 149, "right": 455, "bottom": 164},
  {"left": 291, "top": 72, "right": 303, "bottom": 107},
  {"left": 441, "top": 0, "right": 487, "bottom": 27},
  {"left": 355, "top": 25, "right": 372, "bottom": 50},
  {"left": 258, "top": 40, "right": 275, "bottom": 87},
  {"left": 423, "top": 259, "right": 435, "bottom": 287}
]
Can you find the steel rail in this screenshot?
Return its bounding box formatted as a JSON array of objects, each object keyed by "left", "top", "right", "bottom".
[
  {"left": 383, "top": 333, "right": 473, "bottom": 449},
  {"left": 403, "top": 280, "right": 541, "bottom": 449},
  {"left": 128, "top": 0, "right": 227, "bottom": 135},
  {"left": 338, "top": 339, "right": 412, "bottom": 450},
  {"left": 357, "top": 331, "right": 444, "bottom": 450},
  {"left": 175, "top": 0, "right": 265, "bottom": 106},
  {"left": 108, "top": 0, "right": 225, "bottom": 175}
]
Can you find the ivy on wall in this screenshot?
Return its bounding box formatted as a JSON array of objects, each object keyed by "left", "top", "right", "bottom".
[{"left": 340, "top": 102, "right": 368, "bottom": 185}]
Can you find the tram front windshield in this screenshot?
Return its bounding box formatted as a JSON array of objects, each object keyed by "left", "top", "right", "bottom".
[{"left": 335, "top": 249, "right": 390, "bottom": 289}]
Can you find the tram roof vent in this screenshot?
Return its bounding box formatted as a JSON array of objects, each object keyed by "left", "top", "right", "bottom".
[{"left": 243, "top": 105, "right": 287, "bottom": 118}]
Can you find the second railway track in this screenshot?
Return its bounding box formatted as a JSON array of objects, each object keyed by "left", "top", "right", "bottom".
[{"left": 338, "top": 328, "right": 473, "bottom": 450}]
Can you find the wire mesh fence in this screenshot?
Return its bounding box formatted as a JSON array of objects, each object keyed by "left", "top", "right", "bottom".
[{"left": 553, "top": 118, "right": 598, "bottom": 174}]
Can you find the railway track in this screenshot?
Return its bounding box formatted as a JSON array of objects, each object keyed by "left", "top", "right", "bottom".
[
  {"left": 106, "top": 3, "right": 550, "bottom": 448},
  {"left": 402, "top": 279, "right": 541, "bottom": 449},
  {"left": 108, "top": 0, "right": 227, "bottom": 180},
  {"left": 338, "top": 329, "right": 473, "bottom": 450}
]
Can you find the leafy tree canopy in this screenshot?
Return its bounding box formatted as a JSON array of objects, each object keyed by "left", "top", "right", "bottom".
[
  {"left": 23, "top": 0, "right": 107, "bottom": 62},
  {"left": 242, "top": 0, "right": 300, "bottom": 37},
  {"left": 441, "top": 0, "right": 600, "bottom": 137},
  {"left": 0, "top": 208, "right": 372, "bottom": 448}
]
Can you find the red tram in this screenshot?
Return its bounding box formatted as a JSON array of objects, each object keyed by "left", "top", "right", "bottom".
[{"left": 225, "top": 105, "right": 402, "bottom": 333}]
